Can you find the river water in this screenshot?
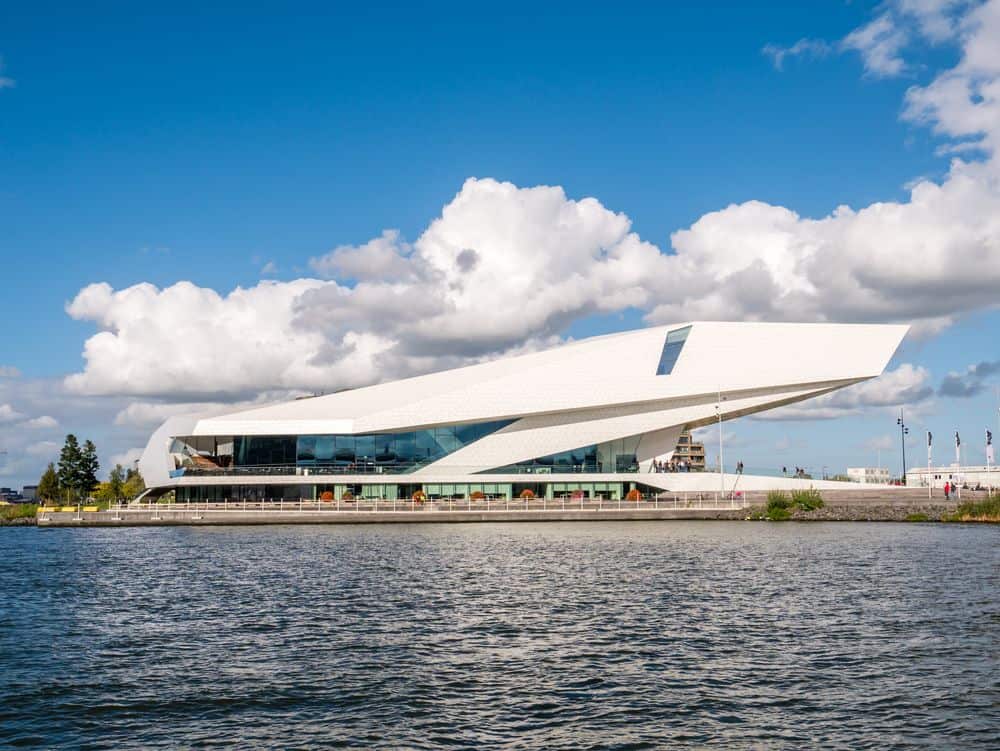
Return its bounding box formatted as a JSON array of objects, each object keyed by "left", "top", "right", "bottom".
[{"left": 1, "top": 522, "right": 997, "bottom": 749}]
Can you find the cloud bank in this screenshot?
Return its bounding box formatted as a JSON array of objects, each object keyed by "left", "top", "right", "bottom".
[{"left": 59, "top": 1, "right": 1000, "bottom": 420}]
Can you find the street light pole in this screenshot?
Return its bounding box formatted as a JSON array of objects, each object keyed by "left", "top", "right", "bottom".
[
  {"left": 717, "top": 388, "right": 725, "bottom": 500},
  {"left": 897, "top": 410, "right": 908, "bottom": 484}
]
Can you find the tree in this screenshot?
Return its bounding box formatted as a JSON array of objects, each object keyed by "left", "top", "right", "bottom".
[
  {"left": 80, "top": 440, "right": 100, "bottom": 497},
  {"left": 108, "top": 464, "right": 126, "bottom": 501},
  {"left": 56, "top": 435, "right": 102, "bottom": 500},
  {"left": 37, "top": 463, "right": 59, "bottom": 502},
  {"left": 57, "top": 434, "right": 83, "bottom": 501},
  {"left": 94, "top": 482, "right": 116, "bottom": 504},
  {"left": 123, "top": 469, "right": 145, "bottom": 501}
]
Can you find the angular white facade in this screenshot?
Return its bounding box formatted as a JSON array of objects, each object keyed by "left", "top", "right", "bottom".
[{"left": 139, "top": 321, "right": 908, "bottom": 500}]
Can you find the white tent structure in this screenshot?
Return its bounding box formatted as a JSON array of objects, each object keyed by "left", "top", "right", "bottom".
[{"left": 139, "top": 321, "right": 908, "bottom": 501}]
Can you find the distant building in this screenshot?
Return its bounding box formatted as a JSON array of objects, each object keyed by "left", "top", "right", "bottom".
[
  {"left": 906, "top": 465, "right": 998, "bottom": 489},
  {"left": 22, "top": 485, "right": 38, "bottom": 501},
  {"left": 673, "top": 431, "right": 706, "bottom": 471},
  {"left": 847, "top": 467, "right": 891, "bottom": 485}
]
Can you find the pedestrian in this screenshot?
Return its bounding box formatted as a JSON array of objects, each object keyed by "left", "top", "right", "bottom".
[{"left": 944, "top": 481, "right": 950, "bottom": 500}]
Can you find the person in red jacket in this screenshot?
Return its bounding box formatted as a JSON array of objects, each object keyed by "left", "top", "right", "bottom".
[{"left": 944, "top": 481, "right": 950, "bottom": 500}]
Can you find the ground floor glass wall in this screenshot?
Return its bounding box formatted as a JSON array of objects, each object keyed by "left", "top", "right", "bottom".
[{"left": 173, "top": 480, "right": 670, "bottom": 503}]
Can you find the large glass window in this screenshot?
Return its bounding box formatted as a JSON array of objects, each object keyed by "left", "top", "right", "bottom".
[
  {"left": 231, "top": 419, "right": 512, "bottom": 473},
  {"left": 484, "top": 436, "right": 638, "bottom": 474},
  {"left": 656, "top": 325, "right": 691, "bottom": 375},
  {"left": 234, "top": 436, "right": 297, "bottom": 466}
]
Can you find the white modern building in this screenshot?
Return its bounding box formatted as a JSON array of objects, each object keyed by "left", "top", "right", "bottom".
[
  {"left": 847, "top": 467, "right": 892, "bottom": 485},
  {"left": 138, "top": 321, "right": 908, "bottom": 502},
  {"left": 906, "top": 465, "right": 998, "bottom": 490}
]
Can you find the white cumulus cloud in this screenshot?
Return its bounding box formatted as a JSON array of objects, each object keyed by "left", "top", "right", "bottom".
[
  {"left": 21, "top": 415, "right": 58, "bottom": 429},
  {"left": 62, "top": 1, "right": 1000, "bottom": 405},
  {"left": 759, "top": 364, "right": 934, "bottom": 420},
  {"left": 842, "top": 13, "right": 910, "bottom": 76},
  {"left": 0, "top": 404, "right": 25, "bottom": 423},
  {"left": 65, "top": 280, "right": 334, "bottom": 398},
  {"left": 108, "top": 447, "right": 144, "bottom": 469},
  {"left": 26, "top": 440, "right": 61, "bottom": 457}
]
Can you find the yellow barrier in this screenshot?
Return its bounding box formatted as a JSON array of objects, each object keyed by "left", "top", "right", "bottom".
[
  {"left": 60, "top": 506, "right": 77, "bottom": 512},
  {"left": 82, "top": 506, "right": 99, "bottom": 512},
  {"left": 37, "top": 507, "right": 58, "bottom": 513}
]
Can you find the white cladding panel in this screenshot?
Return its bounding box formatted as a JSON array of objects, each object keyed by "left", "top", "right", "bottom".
[{"left": 192, "top": 322, "right": 906, "bottom": 436}]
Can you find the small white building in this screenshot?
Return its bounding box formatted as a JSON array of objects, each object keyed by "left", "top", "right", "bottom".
[
  {"left": 906, "top": 465, "right": 999, "bottom": 489},
  {"left": 847, "top": 467, "right": 891, "bottom": 485}
]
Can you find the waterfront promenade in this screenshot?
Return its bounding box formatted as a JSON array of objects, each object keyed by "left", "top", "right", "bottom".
[{"left": 36, "top": 488, "right": 974, "bottom": 527}]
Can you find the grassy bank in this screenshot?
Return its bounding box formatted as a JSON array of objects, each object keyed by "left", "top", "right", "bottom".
[
  {"left": 749, "top": 489, "right": 825, "bottom": 521},
  {"left": 944, "top": 494, "right": 1000, "bottom": 523},
  {"left": 0, "top": 503, "right": 39, "bottom": 526}
]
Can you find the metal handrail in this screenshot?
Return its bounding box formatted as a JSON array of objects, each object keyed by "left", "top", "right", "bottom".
[
  {"left": 171, "top": 462, "right": 713, "bottom": 477},
  {"left": 109, "top": 492, "right": 745, "bottom": 514}
]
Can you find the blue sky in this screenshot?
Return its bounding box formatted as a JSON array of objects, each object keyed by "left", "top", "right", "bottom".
[{"left": 1, "top": 1, "right": 999, "bottom": 487}]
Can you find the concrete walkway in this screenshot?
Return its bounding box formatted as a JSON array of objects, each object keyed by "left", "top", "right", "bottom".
[
  {"left": 38, "top": 506, "right": 750, "bottom": 527},
  {"left": 35, "top": 488, "right": 979, "bottom": 527}
]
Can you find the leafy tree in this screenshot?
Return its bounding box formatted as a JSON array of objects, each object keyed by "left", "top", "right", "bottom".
[
  {"left": 37, "top": 463, "right": 60, "bottom": 502},
  {"left": 94, "top": 481, "right": 116, "bottom": 504},
  {"left": 57, "top": 434, "right": 83, "bottom": 501},
  {"left": 123, "top": 469, "right": 146, "bottom": 500},
  {"left": 80, "top": 440, "right": 100, "bottom": 497},
  {"left": 56, "top": 434, "right": 102, "bottom": 500},
  {"left": 108, "top": 464, "right": 126, "bottom": 501}
]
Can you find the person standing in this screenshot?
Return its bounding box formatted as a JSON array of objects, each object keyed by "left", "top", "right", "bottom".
[{"left": 944, "top": 480, "right": 950, "bottom": 500}]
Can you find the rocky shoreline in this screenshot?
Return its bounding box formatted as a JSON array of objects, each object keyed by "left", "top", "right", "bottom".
[{"left": 0, "top": 516, "right": 37, "bottom": 527}]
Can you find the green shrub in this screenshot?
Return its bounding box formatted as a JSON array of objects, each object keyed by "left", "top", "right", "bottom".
[
  {"left": 905, "top": 512, "right": 930, "bottom": 522},
  {"left": 766, "top": 505, "right": 792, "bottom": 521},
  {"left": 791, "top": 488, "right": 824, "bottom": 511},
  {"left": 944, "top": 494, "right": 1000, "bottom": 523},
  {"left": 767, "top": 491, "right": 790, "bottom": 510}
]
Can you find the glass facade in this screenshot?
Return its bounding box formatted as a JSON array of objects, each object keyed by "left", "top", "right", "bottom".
[
  {"left": 230, "top": 419, "right": 512, "bottom": 474},
  {"left": 483, "top": 435, "right": 642, "bottom": 474},
  {"left": 656, "top": 325, "right": 691, "bottom": 375},
  {"left": 173, "top": 480, "right": 669, "bottom": 503}
]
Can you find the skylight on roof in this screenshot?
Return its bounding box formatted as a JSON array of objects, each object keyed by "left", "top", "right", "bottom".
[{"left": 655, "top": 326, "right": 691, "bottom": 375}]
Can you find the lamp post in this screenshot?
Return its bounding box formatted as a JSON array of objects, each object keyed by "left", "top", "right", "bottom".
[
  {"left": 897, "top": 410, "right": 909, "bottom": 484},
  {"left": 717, "top": 388, "right": 725, "bottom": 500}
]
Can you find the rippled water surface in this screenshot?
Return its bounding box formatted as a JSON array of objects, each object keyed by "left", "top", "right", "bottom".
[{"left": 1, "top": 522, "right": 998, "bottom": 749}]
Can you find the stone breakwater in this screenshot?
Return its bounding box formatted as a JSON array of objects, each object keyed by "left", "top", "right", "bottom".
[
  {"left": 0, "top": 516, "right": 36, "bottom": 527},
  {"left": 783, "top": 504, "right": 949, "bottom": 522}
]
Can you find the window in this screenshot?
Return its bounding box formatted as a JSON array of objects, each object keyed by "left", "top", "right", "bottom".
[
  {"left": 483, "top": 436, "right": 639, "bottom": 474},
  {"left": 229, "top": 419, "right": 514, "bottom": 473},
  {"left": 656, "top": 325, "right": 691, "bottom": 375}
]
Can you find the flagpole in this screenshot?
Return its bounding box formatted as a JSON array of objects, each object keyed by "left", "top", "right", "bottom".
[
  {"left": 987, "top": 427, "right": 994, "bottom": 494},
  {"left": 955, "top": 431, "right": 962, "bottom": 502},
  {"left": 927, "top": 431, "right": 932, "bottom": 500}
]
